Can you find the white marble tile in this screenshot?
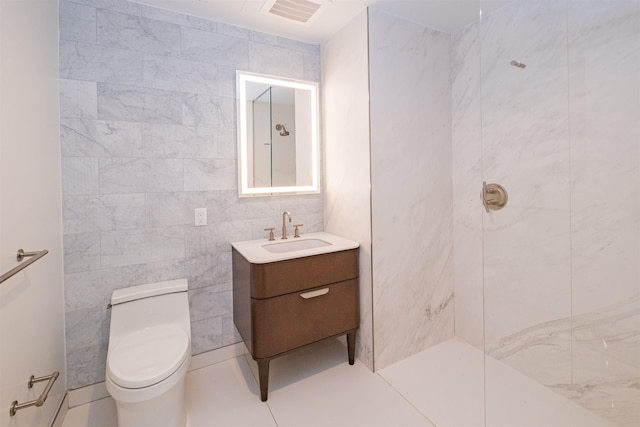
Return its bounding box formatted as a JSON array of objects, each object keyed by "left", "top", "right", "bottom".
[
  {"left": 73, "top": 0, "right": 141, "bottom": 16},
  {"left": 61, "top": 118, "right": 143, "bottom": 158},
  {"left": 248, "top": 42, "right": 304, "bottom": 79},
  {"left": 60, "top": 41, "right": 143, "bottom": 85},
  {"left": 65, "top": 305, "right": 110, "bottom": 389},
  {"left": 180, "top": 27, "right": 249, "bottom": 69},
  {"left": 321, "top": 9, "right": 374, "bottom": 370},
  {"left": 97, "top": 83, "right": 182, "bottom": 124},
  {"left": 185, "top": 252, "right": 232, "bottom": 289},
  {"left": 188, "top": 284, "right": 232, "bottom": 323},
  {"left": 63, "top": 195, "right": 102, "bottom": 233},
  {"left": 61, "top": 157, "right": 99, "bottom": 195},
  {"left": 143, "top": 54, "right": 221, "bottom": 95},
  {"left": 180, "top": 93, "right": 234, "bottom": 129},
  {"left": 190, "top": 316, "right": 224, "bottom": 355},
  {"left": 99, "top": 158, "right": 184, "bottom": 194},
  {"left": 100, "top": 225, "right": 185, "bottom": 268},
  {"left": 63, "top": 231, "right": 101, "bottom": 273},
  {"left": 221, "top": 314, "right": 242, "bottom": 346},
  {"left": 138, "top": 3, "right": 217, "bottom": 32},
  {"left": 451, "top": 21, "right": 484, "bottom": 350},
  {"left": 250, "top": 31, "right": 278, "bottom": 45},
  {"left": 63, "top": 194, "right": 146, "bottom": 233},
  {"left": 217, "top": 23, "right": 250, "bottom": 40},
  {"left": 64, "top": 263, "right": 147, "bottom": 311},
  {"left": 184, "top": 220, "right": 253, "bottom": 257},
  {"left": 368, "top": 7, "right": 454, "bottom": 369},
  {"left": 59, "top": 0, "right": 323, "bottom": 391},
  {"left": 60, "top": 79, "right": 97, "bottom": 118},
  {"left": 204, "top": 190, "right": 280, "bottom": 222},
  {"left": 144, "top": 258, "right": 187, "bottom": 284},
  {"left": 183, "top": 158, "right": 236, "bottom": 191},
  {"left": 568, "top": 0, "right": 640, "bottom": 316},
  {"left": 96, "top": 9, "right": 180, "bottom": 56},
  {"left": 145, "top": 191, "right": 205, "bottom": 227},
  {"left": 539, "top": 400, "right": 618, "bottom": 427},
  {"left": 141, "top": 123, "right": 216, "bottom": 159},
  {"left": 60, "top": 1, "right": 96, "bottom": 43}
]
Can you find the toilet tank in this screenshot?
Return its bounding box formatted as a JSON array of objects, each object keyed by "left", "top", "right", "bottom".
[{"left": 109, "top": 279, "right": 191, "bottom": 340}]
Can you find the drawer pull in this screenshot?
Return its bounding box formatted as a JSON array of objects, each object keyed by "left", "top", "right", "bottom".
[{"left": 300, "top": 288, "right": 329, "bottom": 299}]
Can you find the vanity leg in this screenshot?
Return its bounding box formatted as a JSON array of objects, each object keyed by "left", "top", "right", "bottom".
[
  {"left": 347, "top": 331, "right": 356, "bottom": 365},
  {"left": 257, "top": 359, "right": 270, "bottom": 402}
]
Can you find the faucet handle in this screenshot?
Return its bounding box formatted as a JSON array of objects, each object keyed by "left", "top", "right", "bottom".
[
  {"left": 293, "top": 224, "right": 304, "bottom": 238},
  {"left": 264, "top": 227, "right": 275, "bottom": 241}
]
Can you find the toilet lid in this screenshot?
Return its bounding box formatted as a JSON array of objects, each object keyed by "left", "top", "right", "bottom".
[{"left": 107, "top": 325, "right": 190, "bottom": 389}]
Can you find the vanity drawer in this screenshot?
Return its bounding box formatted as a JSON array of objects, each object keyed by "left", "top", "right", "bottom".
[
  {"left": 249, "top": 248, "right": 359, "bottom": 299},
  {"left": 251, "top": 278, "right": 359, "bottom": 359}
]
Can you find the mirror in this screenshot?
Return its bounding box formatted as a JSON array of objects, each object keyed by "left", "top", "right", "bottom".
[{"left": 237, "top": 71, "right": 320, "bottom": 197}]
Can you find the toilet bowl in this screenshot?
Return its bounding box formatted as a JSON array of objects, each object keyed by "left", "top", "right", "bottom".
[{"left": 106, "top": 279, "right": 191, "bottom": 427}]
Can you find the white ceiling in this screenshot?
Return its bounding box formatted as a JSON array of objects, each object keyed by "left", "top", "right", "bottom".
[{"left": 132, "top": 0, "right": 510, "bottom": 44}]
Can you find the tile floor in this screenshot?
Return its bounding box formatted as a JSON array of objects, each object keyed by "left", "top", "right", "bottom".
[{"left": 61, "top": 338, "right": 617, "bottom": 427}]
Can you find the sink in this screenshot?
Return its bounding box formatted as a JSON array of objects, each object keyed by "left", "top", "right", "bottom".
[
  {"left": 231, "top": 232, "right": 359, "bottom": 264},
  {"left": 262, "top": 238, "right": 331, "bottom": 253}
]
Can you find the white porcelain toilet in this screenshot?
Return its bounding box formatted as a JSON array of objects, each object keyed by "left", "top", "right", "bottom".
[{"left": 105, "top": 279, "right": 191, "bottom": 427}]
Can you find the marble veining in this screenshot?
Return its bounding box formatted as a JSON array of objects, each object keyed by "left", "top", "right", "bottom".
[
  {"left": 368, "top": 7, "right": 454, "bottom": 370},
  {"left": 59, "top": 0, "right": 323, "bottom": 389},
  {"left": 322, "top": 9, "right": 374, "bottom": 370},
  {"left": 488, "top": 294, "right": 640, "bottom": 427},
  {"left": 451, "top": 1, "right": 639, "bottom": 425}
]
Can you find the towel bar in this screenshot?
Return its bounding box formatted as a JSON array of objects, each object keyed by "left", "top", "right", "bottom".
[
  {"left": 10, "top": 371, "right": 59, "bottom": 416},
  {"left": 0, "top": 249, "right": 49, "bottom": 284}
]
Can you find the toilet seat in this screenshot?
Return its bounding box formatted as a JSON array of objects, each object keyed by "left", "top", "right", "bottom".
[{"left": 107, "top": 325, "right": 190, "bottom": 389}]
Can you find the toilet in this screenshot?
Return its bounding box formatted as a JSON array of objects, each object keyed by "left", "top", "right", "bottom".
[{"left": 105, "top": 279, "right": 191, "bottom": 427}]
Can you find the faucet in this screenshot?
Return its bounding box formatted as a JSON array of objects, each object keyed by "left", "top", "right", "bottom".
[{"left": 281, "top": 211, "right": 292, "bottom": 239}]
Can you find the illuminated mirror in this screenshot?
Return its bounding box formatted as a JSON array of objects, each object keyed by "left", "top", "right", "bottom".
[{"left": 237, "top": 71, "right": 319, "bottom": 197}]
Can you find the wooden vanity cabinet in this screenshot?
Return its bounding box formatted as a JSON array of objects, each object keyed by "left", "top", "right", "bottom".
[{"left": 232, "top": 247, "right": 359, "bottom": 401}]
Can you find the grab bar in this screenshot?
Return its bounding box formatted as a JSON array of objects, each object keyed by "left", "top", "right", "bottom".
[
  {"left": 10, "top": 371, "right": 59, "bottom": 416},
  {"left": 0, "top": 249, "right": 49, "bottom": 284}
]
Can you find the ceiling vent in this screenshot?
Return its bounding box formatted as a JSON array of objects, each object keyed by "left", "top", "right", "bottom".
[{"left": 262, "top": 0, "right": 323, "bottom": 25}]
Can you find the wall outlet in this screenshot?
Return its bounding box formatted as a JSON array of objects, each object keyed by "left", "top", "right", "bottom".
[{"left": 194, "top": 208, "right": 207, "bottom": 226}]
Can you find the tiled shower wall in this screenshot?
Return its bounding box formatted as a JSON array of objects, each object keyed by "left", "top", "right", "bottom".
[
  {"left": 368, "top": 8, "right": 454, "bottom": 370},
  {"left": 322, "top": 10, "right": 374, "bottom": 370},
  {"left": 59, "top": 0, "right": 322, "bottom": 389},
  {"left": 451, "top": 1, "right": 640, "bottom": 425}
]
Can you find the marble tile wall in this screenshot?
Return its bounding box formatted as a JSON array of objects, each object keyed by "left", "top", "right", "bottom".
[
  {"left": 368, "top": 8, "right": 455, "bottom": 370},
  {"left": 322, "top": 10, "right": 375, "bottom": 370},
  {"left": 566, "top": 2, "right": 640, "bottom": 425},
  {"left": 451, "top": 20, "right": 484, "bottom": 351},
  {"left": 451, "top": 1, "right": 639, "bottom": 425},
  {"left": 480, "top": 0, "right": 573, "bottom": 388},
  {"left": 59, "top": 0, "right": 323, "bottom": 389}
]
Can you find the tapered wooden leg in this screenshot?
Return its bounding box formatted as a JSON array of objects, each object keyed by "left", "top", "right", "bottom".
[
  {"left": 347, "top": 331, "right": 356, "bottom": 365},
  {"left": 257, "top": 359, "right": 270, "bottom": 401}
]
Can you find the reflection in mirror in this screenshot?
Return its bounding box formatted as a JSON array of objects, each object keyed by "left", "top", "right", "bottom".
[{"left": 237, "top": 71, "right": 319, "bottom": 197}]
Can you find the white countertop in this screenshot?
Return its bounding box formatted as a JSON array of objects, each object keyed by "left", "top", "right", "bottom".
[{"left": 231, "top": 231, "right": 359, "bottom": 264}]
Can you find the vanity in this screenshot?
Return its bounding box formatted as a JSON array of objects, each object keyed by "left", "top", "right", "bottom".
[{"left": 231, "top": 232, "right": 360, "bottom": 401}]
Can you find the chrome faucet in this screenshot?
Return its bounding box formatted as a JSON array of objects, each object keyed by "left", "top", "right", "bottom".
[{"left": 281, "top": 211, "right": 292, "bottom": 239}]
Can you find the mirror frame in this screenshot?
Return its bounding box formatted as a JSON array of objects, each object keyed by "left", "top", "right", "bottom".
[{"left": 236, "top": 70, "right": 320, "bottom": 197}]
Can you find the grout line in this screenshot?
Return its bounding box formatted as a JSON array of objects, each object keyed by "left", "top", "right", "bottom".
[{"left": 374, "top": 371, "right": 439, "bottom": 427}]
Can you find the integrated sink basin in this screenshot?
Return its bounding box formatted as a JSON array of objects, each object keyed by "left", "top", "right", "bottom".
[
  {"left": 231, "top": 230, "right": 360, "bottom": 401},
  {"left": 232, "top": 232, "right": 359, "bottom": 263},
  {"left": 262, "top": 238, "right": 331, "bottom": 253}
]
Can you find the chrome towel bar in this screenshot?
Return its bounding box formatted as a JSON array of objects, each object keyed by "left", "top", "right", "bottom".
[
  {"left": 0, "top": 249, "right": 49, "bottom": 284},
  {"left": 10, "top": 371, "right": 59, "bottom": 416}
]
